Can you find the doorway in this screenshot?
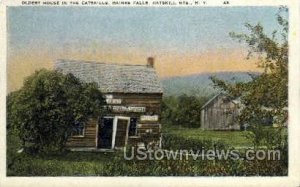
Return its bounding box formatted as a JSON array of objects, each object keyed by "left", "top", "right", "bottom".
[
  {"left": 98, "top": 116, "right": 130, "bottom": 149},
  {"left": 98, "top": 117, "right": 113, "bottom": 149},
  {"left": 114, "top": 117, "right": 130, "bottom": 148}
]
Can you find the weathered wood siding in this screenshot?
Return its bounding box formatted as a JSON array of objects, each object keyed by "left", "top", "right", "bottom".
[
  {"left": 115, "top": 119, "right": 129, "bottom": 147},
  {"left": 107, "top": 93, "right": 162, "bottom": 147},
  {"left": 66, "top": 118, "right": 97, "bottom": 147},
  {"left": 66, "top": 93, "right": 162, "bottom": 149},
  {"left": 201, "top": 94, "right": 240, "bottom": 130},
  {"left": 107, "top": 93, "right": 162, "bottom": 115}
]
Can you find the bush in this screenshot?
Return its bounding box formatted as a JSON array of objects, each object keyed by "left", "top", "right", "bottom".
[
  {"left": 7, "top": 69, "right": 104, "bottom": 154},
  {"left": 161, "top": 133, "right": 229, "bottom": 152},
  {"left": 246, "top": 125, "right": 287, "bottom": 149},
  {"left": 161, "top": 95, "right": 208, "bottom": 128},
  {"left": 7, "top": 132, "right": 288, "bottom": 176},
  {"left": 7, "top": 129, "right": 288, "bottom": 176}
]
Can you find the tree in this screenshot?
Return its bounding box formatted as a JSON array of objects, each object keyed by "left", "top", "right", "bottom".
[
  {"left": 161, "top": 95, "right": 208, "bottom": 128},
  {"left": 7, "top": 69, "right": 104, "bottom": 154},
  {"left": 210, "top": 7, "right": 288, "bottom": 147}
]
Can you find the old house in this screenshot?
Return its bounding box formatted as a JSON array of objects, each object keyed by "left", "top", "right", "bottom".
[
  {"left": 55, "top": 58, "right": 163, "bottom": 151},
  {"left": 201, "top": 93, "right": 241, "bottom": 130}
]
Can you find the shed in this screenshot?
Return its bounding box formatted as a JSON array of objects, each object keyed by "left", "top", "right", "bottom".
[
  {"left": 201, "top": 93, "right": 241, "bottom": 130},
  {"left": 55, "top": 58, "right": 163, "bottom": 151}
]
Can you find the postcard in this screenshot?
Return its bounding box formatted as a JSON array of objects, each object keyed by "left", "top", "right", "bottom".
[{"left": 0, "top": 0, "right": 300, "bottom": 186}]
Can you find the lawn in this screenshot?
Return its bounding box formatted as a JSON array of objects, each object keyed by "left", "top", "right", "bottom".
[
  {"left": 6, "top": 126, "right": 288, "bottom": 176},
  {"left": 7, "top": 148, "right": 287, "bottom": 176},
  {"left": 162, "top": 125, "right": 252, "bottom": 148},
  {"left": 7, "top": 151, "right": 114, "bottom": 176},
  {"left": 7, "top": 132, "right": 112, "bottom": 176}
]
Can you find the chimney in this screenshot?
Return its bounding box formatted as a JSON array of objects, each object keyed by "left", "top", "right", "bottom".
[{"left": 147, "top": 57, "right": 154, "bottom": 68}]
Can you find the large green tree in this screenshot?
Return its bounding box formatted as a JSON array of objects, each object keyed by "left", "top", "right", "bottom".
[
  {"left": 210, "top": 7, "right": 288, "bottom": 146},
  {"left": 7, "top": 69, "right": 104, "bottom": 153},
  {"left": 161, "top": 95, "right": 208, "bottom": 128}
]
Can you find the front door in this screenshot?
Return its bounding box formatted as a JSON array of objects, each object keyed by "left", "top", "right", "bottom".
[
  {"left": 98, "top": 117, "right": 114, "bottom": 149},
  {"left": 114, "top": 117, "right": 130, "bottom": 148},
  {"left": 98, "top": 116, "right": 130, "bottom": 149}
]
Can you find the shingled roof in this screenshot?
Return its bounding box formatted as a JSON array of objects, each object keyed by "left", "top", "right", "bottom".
[{"left": 55, "top": 59, "right": 163, "bottom": 94}]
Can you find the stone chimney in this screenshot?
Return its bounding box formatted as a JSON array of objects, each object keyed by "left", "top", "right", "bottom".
[{"left": 147, "top": 57, "right": 154, "bottom": 68}]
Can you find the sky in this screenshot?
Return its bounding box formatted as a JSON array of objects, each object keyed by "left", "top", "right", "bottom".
[{"left": 7, "top": 6, "right": 283, "bottom": 92}]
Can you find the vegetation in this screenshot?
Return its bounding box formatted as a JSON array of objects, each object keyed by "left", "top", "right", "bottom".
[
  {"left": 7, "top": 69, "right": 104, "bottom": 154},
  {"left": 210, "top": 7, "right": 288, "bottom": 149},
  {"left": 161, "top": 95, "right": 208, "bottom": 128},
  {"left": 7, "top": 152, "right": 287, "bottom": 176},
  {"left": 162, "top": 133, "right": 229, "bottom": 153},
  {"left": 7, "top": 130, "right": 287, "bottom": 176},
  {"left": 6, "top": 8, "right": 288, "bottom": 177},
  {"left": 162, "top": 125, "right": 250, "bottom": 148}
]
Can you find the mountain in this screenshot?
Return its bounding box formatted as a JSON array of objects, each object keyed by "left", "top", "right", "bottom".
[{"left": 161, "top": 71, "right": 260, "bottom": 97}]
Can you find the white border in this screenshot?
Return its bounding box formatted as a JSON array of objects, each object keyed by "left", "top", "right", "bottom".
[{"left": 0, "top": 0, "right": 300, "bottom": 187}]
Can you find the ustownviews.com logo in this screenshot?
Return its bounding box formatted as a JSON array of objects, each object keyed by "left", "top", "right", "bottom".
[{"left": 124, "top": 147, "right": 281, "bottom": 161}]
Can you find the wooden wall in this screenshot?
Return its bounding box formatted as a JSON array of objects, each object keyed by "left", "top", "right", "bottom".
[
  {"left": 66, "top": 93, "right": 163, "bottom": 149},
  {"left": 201, "top": 94, "right": 240, "bottom": 130},
  {"left": 107, "top": 93, "right": 162, "bottom": 115},
  {"left": 108, "top": 93, "right": 162, "bottom": 148},
  {"left": 66, "top": 118, "right": 97, "bottom": 147}
]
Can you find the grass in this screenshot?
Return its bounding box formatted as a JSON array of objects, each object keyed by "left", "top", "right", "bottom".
[
  {"left": 6, "top": 126, "right": 288, "bottom": 176},
  {"left": 7, "top": 131, "right": 114, "bottom": 176},
  {"left": 162, "top": 125, "right": 252, "bottom": 148},
  {"left": 7, "top": 149, "right": 287, "bottom": 176},
  {"left": 7, "top": 151, "right": 113, "bottom": 176}
]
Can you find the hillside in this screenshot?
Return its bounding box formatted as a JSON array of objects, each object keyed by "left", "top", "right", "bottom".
[{"left": 161, "top": 71, "right": 259, "bottom": 97}]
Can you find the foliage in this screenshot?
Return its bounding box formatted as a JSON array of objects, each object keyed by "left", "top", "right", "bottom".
[
  {"left": 245, "top": 125, "right": 287, "bottom": 149},
  {"left": 210, "top": 7, "right": 288, "bottom": 148},
  {"left": 7, "top": 69, "right": 104, "bottom": 154},
  {"left": 162, "top": 125, "right": 251, "bottom": 148},
  {"left": 7, "top": 131, "right": 287, "bottom": 176},
  {"left": 161, "top": 95, "right": 208, "bottom": 128},
  {"left": 8, "top": 152, "right": 287, "bottom": 176},
  {"left": 162, "top": 133, "right": 229, "bottom": 152}
]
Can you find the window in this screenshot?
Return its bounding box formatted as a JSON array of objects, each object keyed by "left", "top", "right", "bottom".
[
  {"left": 128, "top": 118, "right": 137, "bottom": 136},
  {"left": 71, "top": 121, "right": 85, "bottom": 137}
]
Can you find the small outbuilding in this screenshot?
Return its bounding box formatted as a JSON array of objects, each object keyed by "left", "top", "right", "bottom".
[
  {"left": 201, "top": 93, "right": 241, "bottom": 130},
  {"left": 55, "top": 58, "right": 163, "bottom": 151}
]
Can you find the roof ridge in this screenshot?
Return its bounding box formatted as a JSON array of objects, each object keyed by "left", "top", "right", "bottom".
[
  {"left": 56, "top": 59, "right": 147, "bottom": 67},
  {"left": 55, "top": 58, "right": 163, "bottom": 94},
  {"left": 201, "top": 92, "right": 224, "bottom": 109}
]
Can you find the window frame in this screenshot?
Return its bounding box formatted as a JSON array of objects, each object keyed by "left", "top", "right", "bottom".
[
  {"left": 128, "top": 117, "right": 138, "bottom": 137},
  {"left": 71, "top": 121, "right": 86, "bottom": 137}
]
